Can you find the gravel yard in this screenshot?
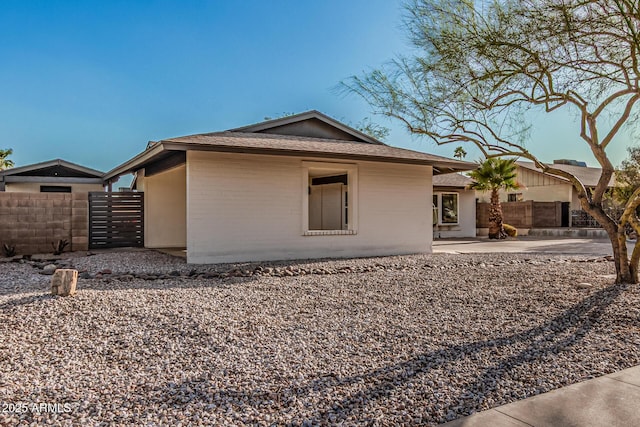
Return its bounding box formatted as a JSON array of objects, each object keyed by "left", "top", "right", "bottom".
[{"left": 1, "top": 250, "right": 639, "bottom": 426}]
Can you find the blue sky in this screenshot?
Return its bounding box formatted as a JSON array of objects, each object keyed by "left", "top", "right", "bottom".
[{"left": 0, "top": 0, "right": 634, "bottom": 174}]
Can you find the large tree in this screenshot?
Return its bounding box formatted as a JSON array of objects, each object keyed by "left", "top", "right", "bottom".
[{"left": 345, "top": 0, "right": 640, "bottom": 283}]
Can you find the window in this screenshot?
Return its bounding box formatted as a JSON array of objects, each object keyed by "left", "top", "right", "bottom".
[
  {"left": 40, "top": 185, "right": 71, "bottom": 193},
  {"left": 441, "top": 193, "right": 459, "bottom": 224},
  {"left": 302, "top": 162, "right": 357, "bottom": 235},
  {"left": 433, "top": 192, "right": 459, "bottom": 225},
  {"left": 508, "top": 193, "right": 523, "bottom": 202}
]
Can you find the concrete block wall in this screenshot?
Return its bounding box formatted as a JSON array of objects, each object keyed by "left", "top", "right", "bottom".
[{"left": 0, "top": 192, "right": 89, "bottom": 255}]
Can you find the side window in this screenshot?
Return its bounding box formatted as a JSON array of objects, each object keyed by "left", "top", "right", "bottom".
[
  {"left": 308, "top": 174, "right": 348, "bottom": 231},
  {"left": 440, "top": 193, "right": 459, "bottom": 224},
  {"left": 40, "top": 185, "right": 72, "bottom": 193},
  {"left": 303, "top": 162, "right": 357, "bottom": 235}
]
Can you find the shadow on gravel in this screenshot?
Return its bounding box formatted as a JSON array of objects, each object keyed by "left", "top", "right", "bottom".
[
  {"left": 149, "top": 283, "right": 628, "bottom": 425},
  {"left": 0, "top": 293, "right": 56, "bottom": 311},
  {"left": 309, "top": 282, "right": 629, "bottom": 424}
]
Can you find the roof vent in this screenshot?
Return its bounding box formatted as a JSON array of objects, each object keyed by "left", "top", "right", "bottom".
[{"left": 553, "top": 159, "right": 587, "bottom": 167}]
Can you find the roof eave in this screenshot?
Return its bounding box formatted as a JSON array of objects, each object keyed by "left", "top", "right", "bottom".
[
  {"left": 103, "top": 143, "right": 167, "bottom": 181},
  {"left": 161, "top": 141, "right": 475, "bottom": 172}
]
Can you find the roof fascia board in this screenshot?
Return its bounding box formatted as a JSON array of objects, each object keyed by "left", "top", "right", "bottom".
[
  {"left": 4, "top": 176, "right": 104, "bottom": 184},
  {"left": 103, "top": 143, "right": 167, "bottom": 181},
  {"left": 161, "top": 141, "right": 475, "bottom": 171},
  {"left": 434, "top": 185, "right": 468, "bottom": 190}
]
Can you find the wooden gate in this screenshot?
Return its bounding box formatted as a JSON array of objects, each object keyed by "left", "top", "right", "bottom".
[{"left": 89, "top": 192, "right": 144, "bottom": 249}]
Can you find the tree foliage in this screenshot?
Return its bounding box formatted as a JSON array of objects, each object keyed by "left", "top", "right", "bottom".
[
  {"left": 344, "top": 0, "right": 640, "bottom": 283},
  {"left": 0, "top": 149, "right": 14, "bottom": 170},
  {"left": 615, "top": 145, "right": 640, "bottom": 205},
  {"left": 454, "top": 146, "right": 467, "bottom": 159},
  {"left": 468, "top": 158, "right": 520, "bottom": 239},
  {"left": 352, "top": 117, "right": 391, "bottom": 142}
]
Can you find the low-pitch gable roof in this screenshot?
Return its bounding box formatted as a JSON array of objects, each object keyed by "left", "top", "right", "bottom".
[
  {"left": 0, "top": 158, "right": 103, "bottom": 179},
  {"left": 104, "top": 112, "right": 475, "bottom": 181},
  {"left": 516, "top": 161, "right": 615, "bottom": 187}
]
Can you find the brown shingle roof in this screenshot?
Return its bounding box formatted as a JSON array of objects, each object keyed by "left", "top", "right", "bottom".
[
  {"left": 516, "top": 162, "right": 615, "bottom": 187},
  {"left": 161, "top": 131, "right": 474, "bottom": 173},
  {"left": 432, "top": 172, "right": 473, "bottom": 188}
]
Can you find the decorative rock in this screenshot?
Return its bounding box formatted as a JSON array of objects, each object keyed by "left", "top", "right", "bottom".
[
  {"left": 100, "top": 268, "right": 112, "bottom": 275},
  {"left": 51, "top": 269, "right": 78, "bottom": 296},
  {"left": 79, "top": 271, "right": 92, "bottom": 279},
  {"left": 576, "top": 282, "right": 594, "bottom": 289},
  {"left": 42, "top": 264, "right": 58, "bottom": 275}
]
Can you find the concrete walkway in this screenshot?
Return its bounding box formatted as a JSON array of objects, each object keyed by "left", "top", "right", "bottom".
[
  {"left": 432, "top": 236, "right": 634, "bottom": 257},
  {"left": 441, "top": 365, "right": 640, "bottom": 427}
]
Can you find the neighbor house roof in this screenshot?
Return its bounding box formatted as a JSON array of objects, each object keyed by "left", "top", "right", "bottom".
[
  {"left": 516, "top": 162, "right": 615, "bottom": 187},
  {"left": 105, "top": 114, "right": 475, "bottom": 181},
  {"left": 0, "top": 158, "right": 104, "bottom": 184},
  {"left": 433, "top": 172, "right": 473, "bottom": 188}
]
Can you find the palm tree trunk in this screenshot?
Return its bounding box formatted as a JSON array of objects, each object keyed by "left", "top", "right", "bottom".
[{"left": 488, "top": 188, "right": 507, "bottom": 239}]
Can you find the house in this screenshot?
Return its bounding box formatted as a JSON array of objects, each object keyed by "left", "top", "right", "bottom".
[
  {"left": 432, "top": 173, "right": 476, "bottom": 238},
  {"left": 104, "top": 110, "right": 474, "bottom": 263},
  {"left": 0, "top": 159, "right": 104, "bottom": 193},
  {"left": 476, "top": 160, "right": 615, "bottom": 210}
]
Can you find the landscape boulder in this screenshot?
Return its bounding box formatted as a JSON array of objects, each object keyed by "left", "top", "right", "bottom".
[{"left": 51, "top": 269, "right": 78, "bottom": 297}]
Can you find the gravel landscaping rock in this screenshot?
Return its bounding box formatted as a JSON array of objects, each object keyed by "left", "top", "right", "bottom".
[{"left": 0, "top": 249, "right": 638, "bottom": 426}]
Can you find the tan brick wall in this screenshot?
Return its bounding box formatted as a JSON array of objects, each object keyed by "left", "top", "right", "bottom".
[{"left": 0, "top": 192, "right": 89, "bottom": 255}]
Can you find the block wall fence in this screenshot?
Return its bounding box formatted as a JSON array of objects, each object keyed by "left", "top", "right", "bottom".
[{"left": 0, "top": 192, "right": 88, "bottom": 255}]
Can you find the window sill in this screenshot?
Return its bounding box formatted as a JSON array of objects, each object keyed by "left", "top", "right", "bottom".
[{"left": 303, "top": 230, "right": 357, "bottom": 236}]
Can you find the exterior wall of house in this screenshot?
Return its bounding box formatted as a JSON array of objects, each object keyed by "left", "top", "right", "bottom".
[
  {"left": 185, "top": 151, "right": 432, "bottom": 263},
  {"left": 144, "top": 165, "right": 186, "bottom": 248},
  {"left": 475, "top": 166, "right": 575, "bottom": 208},
  {"left": 571, "top": 190, "right": 582, "bottom": 210},
  {"left": 5, "top": 182, "right": 104, "bottom": 193},
  {"left": 433, "top": 189, "right": 476, "bottom": 238}
]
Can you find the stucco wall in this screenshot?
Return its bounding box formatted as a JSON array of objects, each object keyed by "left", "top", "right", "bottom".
[
  {"left": 186, "top": 151, "right": 432, "bottom": 263},
  {"left": 144, "top": 165, "right": 186, "bottom": 248},
  {"left": 433, "top": 189, "right": 476, "bottom": 238},
  {"left": 5, "top": 182, "right": 104, "bottom": 193}
]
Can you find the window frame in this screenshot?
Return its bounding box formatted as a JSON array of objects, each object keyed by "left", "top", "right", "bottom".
[
  {"left": 302, "top": 161, "right": 358, "bottom": 236},
  {"left": 508, "top": 193, "right": 523, "bottom": 202},
  {"left": 40, "top": 185, "right": 72, "bottom": 193},
  {"left": 434, "top": 192, "right": 460, "bottom": 226}
]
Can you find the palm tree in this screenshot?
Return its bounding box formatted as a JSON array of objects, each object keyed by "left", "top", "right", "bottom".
[
  {"left": 468, "top": 158, "right": 521, "bottom": 239},
  {"left": 0, "top": 149, "right": 14, "bottom": 170},
  {"left": 453, "top": 146, "right": 467, "bottom": 159}
]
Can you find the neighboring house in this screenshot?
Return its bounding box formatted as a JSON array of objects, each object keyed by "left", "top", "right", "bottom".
[
  {"left": 0, "top": 159, "right": 104, "bottom": 193},
  {"left": 432, "top": 173, "right": 476, "bottom": 238},
  {"left": 104, "top": 110, "right": 473, "bottom": 264},
  {"left": 476, "top": 160, "right": 615, "bottom": 210}
]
